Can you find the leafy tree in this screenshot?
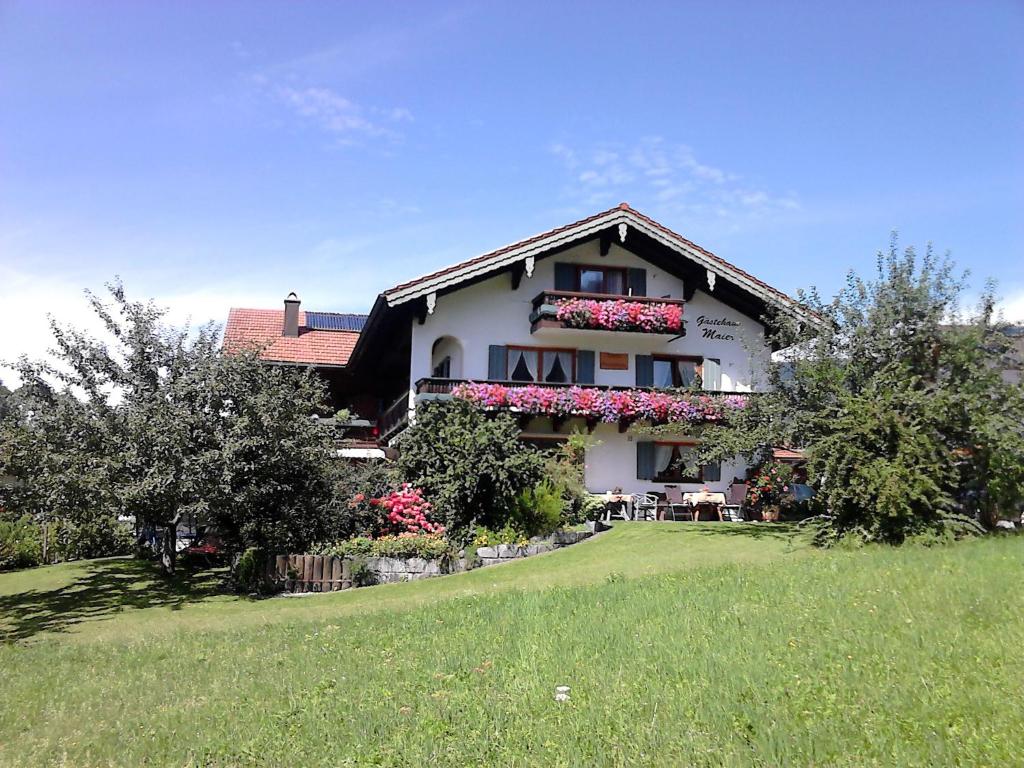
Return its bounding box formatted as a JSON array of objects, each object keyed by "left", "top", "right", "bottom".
[
  {"left": 0, "top": 280, "right": 341, "bottom": 571},
  {"left": 705, "top": 240, "right": 1024, "bottom": 543},
  {"left": 397, "top": 399, "right": 544, "bottom": 540}
]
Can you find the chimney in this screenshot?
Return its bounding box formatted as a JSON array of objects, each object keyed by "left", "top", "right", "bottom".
[{"left": 283, "top": 292, "right": 300, "bottom": 337}]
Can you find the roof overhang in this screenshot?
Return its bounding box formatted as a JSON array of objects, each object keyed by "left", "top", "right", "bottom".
[{"left": 382, "top": 204, "right": 820, "bottom": 328}]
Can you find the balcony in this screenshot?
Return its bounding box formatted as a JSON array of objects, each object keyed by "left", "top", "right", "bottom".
[
  {"left": 414, "top": 378, "right": 749, "bottom": 432},
  {"left": 530, "top": 291, "right": 686, "bottom": 338}
]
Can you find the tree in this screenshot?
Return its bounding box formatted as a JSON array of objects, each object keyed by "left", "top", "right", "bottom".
[
  {"left": 0, "top": 280, "right": 341, "bottom": 571},
  {"left": 397, "top": 399, "right": 544, "bottom": 540},
  {"left": 706, "top": 240, "right": 1024, "bottom": 543}
]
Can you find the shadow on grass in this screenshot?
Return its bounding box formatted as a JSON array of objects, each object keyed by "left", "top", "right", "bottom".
[
  {"left": 0, "top": 557, "right": 228, "bottom": 643},
  {"left": 651, "top": 521, "right": 802, "bottom": 542}
]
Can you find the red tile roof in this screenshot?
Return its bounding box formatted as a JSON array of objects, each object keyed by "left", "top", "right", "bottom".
[{"left": 224, "top": 308, "right": 358, "bottom": 367}]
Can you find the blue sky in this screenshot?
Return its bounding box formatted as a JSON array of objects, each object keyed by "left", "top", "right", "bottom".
[{"left": 2, "top": 1, "right": 1022, "bottom": 368}]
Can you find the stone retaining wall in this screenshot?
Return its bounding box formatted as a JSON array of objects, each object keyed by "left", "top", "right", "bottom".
[{"left": 474, "top": 529, "right": 594, "bottom": 568}]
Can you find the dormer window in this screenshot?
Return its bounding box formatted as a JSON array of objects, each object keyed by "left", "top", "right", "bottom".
[{"left": 577, "top": 265, "right": 626, "bottom": 295}]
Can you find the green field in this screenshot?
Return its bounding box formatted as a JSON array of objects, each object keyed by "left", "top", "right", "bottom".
[{"left": 1, "top": 523, "right": 1021, "bottom": 767}]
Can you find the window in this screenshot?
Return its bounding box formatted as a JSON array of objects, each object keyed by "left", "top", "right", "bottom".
[
  {"left": 507, "top": 347, "right": 575, "bottom": 383},
  {"left": 432, "top": 356, "right": 451, "bottom": 378},
  {"left": 652, "top": 442, "right": 703, "bottom": 483},
  {"left": 652, "top": 356, "right": 703, "bottom": 389},
  {"left": 577, "top": 265, "right": 626, "bottom": 295}
]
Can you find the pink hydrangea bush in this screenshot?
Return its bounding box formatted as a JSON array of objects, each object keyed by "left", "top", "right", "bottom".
[
  {"left": 452, "top": 383, "right": 747, "bottom": 424},
  {"left": 377, "top": 483, "right": 445, "bottom": 536},
  {"left": 555, "top": 298, "right": 683, "bottom": 333}
]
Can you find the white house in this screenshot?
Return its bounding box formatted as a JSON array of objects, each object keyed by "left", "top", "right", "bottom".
[{"left": 226, "top": 203, "right": 815, "bottom": 495}]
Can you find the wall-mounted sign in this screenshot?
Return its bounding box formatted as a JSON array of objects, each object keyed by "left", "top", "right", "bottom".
[
  {"left": 696, "top": 315, "right": 740, "bottom": 341},
  {"left": 600, "top": 352, "right": 629, "bottom": 370}
]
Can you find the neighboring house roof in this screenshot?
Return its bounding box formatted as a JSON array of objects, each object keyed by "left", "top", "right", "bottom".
[
  {"left": 223, "top": 308, "right": 361, "bottom": 367},
  {"left": 772, "top": 447, "right": 807, "bottom": 461},
  {"left": 383, "top": 202, "right": 815, "bottom": 324}
]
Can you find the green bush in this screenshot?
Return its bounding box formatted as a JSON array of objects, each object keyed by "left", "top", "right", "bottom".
[
  {"left": 0, "top": 515, "right": 43, "bottom": 570},
  {"left": 512, "top": 481, "right": 563, "bottom": 538},
  {"left": 397, "top": 400, "right": 544, "bottom": 541},
  {"left": 233, "top": 547, "right": 269, "bottom": 594},
  {"left": 316, "top": 534, "right": 453, "bottom": 560}
]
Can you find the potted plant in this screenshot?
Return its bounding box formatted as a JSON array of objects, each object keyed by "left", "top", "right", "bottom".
[{"left": 746, "top": 462, "right": 794, "bottom": 522}]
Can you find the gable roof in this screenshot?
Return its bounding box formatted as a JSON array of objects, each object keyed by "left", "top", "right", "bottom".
[
  {"left": 382, "top": 202, "right": 815, "bottom": 324},
  {"left": 223, "top": 308, "right": 360, "bottom": 367}
]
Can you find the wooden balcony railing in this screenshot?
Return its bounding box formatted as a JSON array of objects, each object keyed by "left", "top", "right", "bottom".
[
  {"left": 414, "top": 378, "right": 750, "bottom": 432},
  {"left": 378, "top": 392, "right": 412, "bottom": 440}
]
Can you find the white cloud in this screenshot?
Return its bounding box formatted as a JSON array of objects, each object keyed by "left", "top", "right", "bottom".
[
  {"left": 549, "top": 137, "right": 800, "bottom": 226},
  {"left": 998, "top": 288, "right": 1024, "bottom": 324},
  {"left": 273, "top": 85, "right": 411, "bottom": 143},
  {"left": 0, "top": 267, "right": 282, "bottom": 387}
]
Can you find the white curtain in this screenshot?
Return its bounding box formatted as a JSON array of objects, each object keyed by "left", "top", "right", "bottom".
[
  {"left": 543, "top": 351, "right": 572, "bottom": 383},
  {"left": 508, "top": 349, "right": 538, "bottom": 381},
  {"left": 654, "top": 444, "right": 674, "bottom": 476},
  {"left": 653, "top": 360, "right": 674, "bottom": 389},
  {"left": 677, "top": 360, "right": 699, "bottom": 387}
]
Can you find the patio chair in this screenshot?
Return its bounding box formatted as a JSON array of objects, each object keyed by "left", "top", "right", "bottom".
[
  {"left": 630, "top": 493, "right": 658, "bottom": 521},
  {"left": 721, "top": 483, "right": 749, "bottom": 522},
  {"left": 663, "top": 485, "right": 694, "bottom": 522}
]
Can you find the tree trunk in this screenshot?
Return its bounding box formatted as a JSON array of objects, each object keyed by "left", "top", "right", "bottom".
[{"left": 159, "top": 511, "right": 183, "bottom": 575}]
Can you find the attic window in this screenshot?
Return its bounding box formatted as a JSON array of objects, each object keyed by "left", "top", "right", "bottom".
[{"left": 577, "top": 266, "right": 626, "bottom": 295}]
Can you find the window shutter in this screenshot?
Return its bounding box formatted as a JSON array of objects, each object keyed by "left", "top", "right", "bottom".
[
  {"left": 627, "top": 268, "right": 647, "bottom": 297},
  {"left": 554, "top": 263, "right": 575, "bottom": 291},
  {"left": 576, "top": 350, "right": 595, "bottom": 384},
  {"left": 488, "top": 345, "right": 507, "bottom": 380},
  {"left": 635, "top": 355, "right": 654, "bottom": 387},
  {"left": 702, "top": 461, "right": 721, "bottom": 482},
  {"left": 637, "top": 441, "right": 656, "bottom": 481},
  {"left": 703, "top": 358, "right": 721, "bottom": 391}
]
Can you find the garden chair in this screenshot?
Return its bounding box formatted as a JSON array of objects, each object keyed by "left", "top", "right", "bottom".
[
  {"left": 629, "top": 493, "right": 658, "bottom": 521},
  {"left": 721, "top": 483, "right": 749, "bottom": 522},
  {"left": 663, "top": 485, "right": 694, "bottom": 521}
]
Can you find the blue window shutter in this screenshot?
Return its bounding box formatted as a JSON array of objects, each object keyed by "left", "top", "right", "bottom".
[
  {"left": 627, "top": 268, "right": 647, "bottom": 297},
  {"left": 554, "top": 263, "right": 575, "bottom": 291},
  {"left": 703, "top": 358, "right": 721, "bottom": 391},
  {"left": 702, "top": 461, "right": 721, "bottom": 482},
  {"left": 576, "top": 350, "right": 595, "bottom": 384},
  {"left": 635, "top": 355, "right": 654, "bottom": 387},
  {"left": 637, "top": 441, "right": 656, "bottom": 481},
  {"left": 488, "top": 345, "right": 507, "bottom": 380}
]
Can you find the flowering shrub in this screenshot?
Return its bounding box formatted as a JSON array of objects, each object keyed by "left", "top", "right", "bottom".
[
  {"left": 746, "top": 462, "right": 794, "bottom": 520},
  {"left": 472, "top": 525, "right": 530, "bottom": 548},
  {"left": 377, "top": 484, "right": 445, "bottom": 536},
  {"left": 452, "top": 383, "right": 748, "bottom": 425},
  {"left": 554, "top": 298, "right": 683, "bottom": 333}
]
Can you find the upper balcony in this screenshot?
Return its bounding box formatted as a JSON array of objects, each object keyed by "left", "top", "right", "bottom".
[{"left": 529, "top": 290, "right": 686, "bottom": 339}]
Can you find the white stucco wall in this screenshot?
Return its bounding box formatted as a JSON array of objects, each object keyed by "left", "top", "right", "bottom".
[
  {"left": 404, "top": 238, "right": 770, "bottom": 492},
  {"left": 583, "top": 424, "right": 747, "bottom": 495},
  {"left": 409, "top": 239, "right": 769, "bottom": 389}
]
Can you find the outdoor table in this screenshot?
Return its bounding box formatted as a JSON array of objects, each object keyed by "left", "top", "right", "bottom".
[
  {"left": 683, "top": 491, "right": 727, "bottom": 521},
  {"left": 603, "top": 492, "right": 632, "bottom": 521}
]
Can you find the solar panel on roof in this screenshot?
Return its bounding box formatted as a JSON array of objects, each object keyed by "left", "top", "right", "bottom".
[{"left": 305, "top": 312, "right": 367, "bottom": 331}]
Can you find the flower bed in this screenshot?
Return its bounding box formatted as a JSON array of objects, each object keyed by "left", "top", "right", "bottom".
[
  {"left": 452, "top": 382, "right": 748, "bottom": 424},
  {"left": 554, "top": 297, "right": 683, "bottom": 333}
]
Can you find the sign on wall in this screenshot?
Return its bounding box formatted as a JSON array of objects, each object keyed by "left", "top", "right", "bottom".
[
  {"left": 600, "top": 352, "right": 629, "bottom": 370},
  {"left": 696, "top": 315, "right": 740, "bottom": 342}
]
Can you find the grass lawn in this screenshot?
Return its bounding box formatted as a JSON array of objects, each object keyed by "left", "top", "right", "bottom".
[{"left": 0, "top": 523, "right": 1021, "bottom": 766}]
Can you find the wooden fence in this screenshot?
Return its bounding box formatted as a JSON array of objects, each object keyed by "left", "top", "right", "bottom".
[{"left": 267, "top": 554, "right": 352, "bottom": 593}]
